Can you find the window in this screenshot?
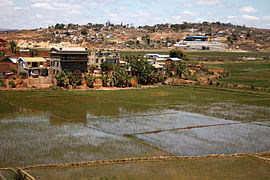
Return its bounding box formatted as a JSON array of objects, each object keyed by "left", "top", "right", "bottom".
[
  {"left": 96, "top": 59, "right": 99, "bottom": 63},
  {"left": 101, "top": 59, "right": 104, "bottom": 63}
]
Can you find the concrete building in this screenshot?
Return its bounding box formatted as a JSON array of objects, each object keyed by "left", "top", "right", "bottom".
[
  {"left": 88, "top": 49, "right": 120, "bottom": 69},
  {"left": 50, "top": 47, "right": 88, "bottom": 74},
  {"left": 17, "top": 57, "right": 47, "bottom": 76}
]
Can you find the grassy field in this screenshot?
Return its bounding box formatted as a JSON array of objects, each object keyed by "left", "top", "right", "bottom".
[
  {"left": 209, "top": 62, "right": 270, "bottom": 88},
  {"left": 26, "top": 157, "right": 270, "bottom": 180},
  {"left": 121, "top": 50, "right": 270, "bottom": 59}
]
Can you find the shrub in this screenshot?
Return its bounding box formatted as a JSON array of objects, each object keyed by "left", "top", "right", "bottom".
[
  {"left": 9, "top": 80, "right": 16, "bottom": 88},
  {"left": 67, "top": 72, "right": 81, "bottom": 88},
  {"left": 101, "top": 74, "right": 110, "bottom": 87},
  {"left": 100, "top": 62, "right": 113, "bottom": 73},
  {"left": 19, "top": 72, "right": 28, "bottom": 79},
  {"left": 112, "top": 66, "right": 131, "bottom": 88},
  {"left": 0, "top": 78, "right": 5, "bottom": 87},
  {"left": 55, "top": 71, "right": 69, "bottom": 88},
  {"left": 55, "top": 71, "right": 82, "bottom": 88},
  {"left": 85, "top": 74, "right": 96, "bottom": 88},
  {"left": 169, "top": 49, "right": 184, "bottom": 59}
]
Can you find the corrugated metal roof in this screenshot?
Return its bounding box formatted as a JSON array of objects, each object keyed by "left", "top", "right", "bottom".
[
  {"left": 167, "top": 58, "right": 182, "bottom": 61},
  {"left": 19, "top": 57, "right": 46, "bottom": 62},
  {"left": 52, "top": 47, "right": 87, "bottom": 52},
  {"left": 9, "top": 58, "right": 17, "bottom": 64},
  {"left": 157, "top": 55, "right": 169, "bottom": 58}
]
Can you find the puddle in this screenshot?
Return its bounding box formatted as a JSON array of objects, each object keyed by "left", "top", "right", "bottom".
[{"left": 136, "top": 123, "right": 270, "bottom": 156}]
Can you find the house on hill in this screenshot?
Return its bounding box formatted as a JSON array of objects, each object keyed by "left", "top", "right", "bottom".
[
  {"left": 0, "top": 57, "right": 17, "bottom": 77},
  {"left": 50, "top": 47, "right": 88, "bottom": 74},
  {"left": 17, "top": 57, "right": 47, "bottom": 76}
]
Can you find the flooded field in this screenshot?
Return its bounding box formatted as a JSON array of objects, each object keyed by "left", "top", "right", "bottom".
[
  {"left": 0, "top": 86, "right": 269, "bottom": 171},
  {"left": 0, "top": 114, "right": 165, "bottom": 168},
  {"left": 136, "top": 123, "right": 270, "bottom": 156}
]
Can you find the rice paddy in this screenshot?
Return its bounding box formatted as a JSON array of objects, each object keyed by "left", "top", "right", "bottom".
[
  {"left": 25, "top": 156, "right": 270, "bottom": 180},
  {"left": 0, "top": 85, "right": 269, "bottom": 179},
  {"left": 209, "top": 62, "right": 270, "bottom": 88}
]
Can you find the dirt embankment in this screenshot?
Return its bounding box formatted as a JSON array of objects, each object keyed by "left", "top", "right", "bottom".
[{"left": 0, "top": 77, "right": 54, "bottom": 90}]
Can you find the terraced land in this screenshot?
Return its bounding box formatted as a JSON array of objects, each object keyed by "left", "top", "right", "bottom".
[{"left": 0, "top": 86, "right": 269, "bottom": 179}]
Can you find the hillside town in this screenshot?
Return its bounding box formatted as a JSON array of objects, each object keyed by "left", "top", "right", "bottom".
[
  {"left": 1, "top": 22, "right": 270, "bottom": 51},
  {"left": 1, "top": 20, "right": 270, "bottom": 89},
  {"left": 1, "top": 36, "right": 231, "bottom": 90}
]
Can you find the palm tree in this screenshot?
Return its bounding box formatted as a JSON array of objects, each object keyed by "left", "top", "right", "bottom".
[{"left": 8, "top": 40, "right": 20, "bottom": 53}]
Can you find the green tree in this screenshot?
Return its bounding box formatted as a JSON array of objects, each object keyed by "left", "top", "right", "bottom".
[
  {"left": 81, "top": 28, "right": 88, "bottom": 35},
  {"left": 169, "top": 49, "right": 184, "bottom": 59},
  {"left": 8, "top": 40, "right": 20, "bottom": 53},
  {"left": 0, "top": 78, "right": 5, "bottom": 87},
  {"left": 19, "top": 72, "right": 27, "bottom": 79},
  {"left": 100, "top": 62, "right": 113, "bottom": 73},
  {"left": 54, "top": 23, "right": 65, "bottom": 29},
  {"left": 101, "top": 74, "right": 110, "bottom": 87},
  {"left": 166, "top": 61, "right": 188, "bottom": 78},
  {"left": 85, "top": 74, "right": 96, "bottom": 88},
  {"left": 112, "top": 66, "right": 131, "bottom": 87},
  {"left": 67, "top": 72, "right": 81, "bottom": 88},
  {"left": 9, "top": 80, "right": 16, "bottom": 88},
  {"left": 55, "top": 71, "right": 69, "bottom": 88},
  {"left": 125, "top": 55, "right": 156, "bottom": 85}
]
